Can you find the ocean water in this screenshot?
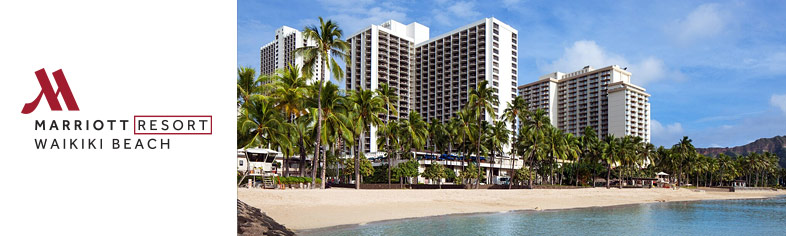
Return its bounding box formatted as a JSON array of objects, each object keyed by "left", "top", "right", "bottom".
[{"left": 300, "top": 196, "right": 786, "bottom": 236}]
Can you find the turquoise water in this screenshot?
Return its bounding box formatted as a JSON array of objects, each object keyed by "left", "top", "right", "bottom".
[{"left": 300, "top": 196, "right": 786, "bottom": 236}]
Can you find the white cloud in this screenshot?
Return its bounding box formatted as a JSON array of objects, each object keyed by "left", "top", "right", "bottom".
[
  {"left": 448, "top": 1, "right": 480, "bottom": 18},
  {"left": 771, "top": 94, "right": 786, "bottom": 115},
  {"left": 651, "top": 119, "right": 685, "bottom": 146},
  {"left": 671, "top": 3, "right": 727, "bottom": 43},
  {"left": 432, "top": 1, "right": 480, "bottom": 26},
  {"left": 538, "top": 40, "right": 680, "bottom": 86},
  {"left": 308, "top": 0, "right": 409, "bottom": 34}
]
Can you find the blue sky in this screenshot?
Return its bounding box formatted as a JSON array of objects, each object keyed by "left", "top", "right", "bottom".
[{"left": 238, "top": 0, "right": 786, "bottom": 148}]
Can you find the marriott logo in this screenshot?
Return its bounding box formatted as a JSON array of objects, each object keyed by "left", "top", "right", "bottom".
[{"left": 21, "top": 68, "right": 80, "bottom": 114}]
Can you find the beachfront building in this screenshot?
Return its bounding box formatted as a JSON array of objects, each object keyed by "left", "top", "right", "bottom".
[
  {"left": 345, "top": 20, "right": 429, "bottom": 155},
  {"left": 517, "top": 65, "right": 651, "bottom": 142},
  {"left": 341, "top": 18, "right": 519, "bottom": 181},
  {"left": 367, "top": 152, "right": 525, "bottom": 185},
  {"left": 415, "top": 18, "right": 518, "bottom": 153},
  {"left": 260, "top": 25, "right": 325, "bottom": 83}
]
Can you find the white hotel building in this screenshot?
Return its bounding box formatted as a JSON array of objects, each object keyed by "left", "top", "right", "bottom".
[
  {"left": 517, "top": 65, "right": 651, "bottom": 142},
  {"left": 345, "top": 20, "right": 429, "bottom": 154},
  {"left": 415, "top": 18, "right": 518, "bottom": 147},
  {"left": 259, "top": 26, "right": 325, "bottom": 82},
  {"left": 344, "top": 18, "right": 518, "bottom": 155}
]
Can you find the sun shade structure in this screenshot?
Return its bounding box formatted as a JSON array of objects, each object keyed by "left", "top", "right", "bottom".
[{"left": 656, "top": 172, "right": 669, "bottom": 176}]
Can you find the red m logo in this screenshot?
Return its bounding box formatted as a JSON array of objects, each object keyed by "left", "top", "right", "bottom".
[{"left": 21, "top": 68, "right": 80, "bottom": 114}]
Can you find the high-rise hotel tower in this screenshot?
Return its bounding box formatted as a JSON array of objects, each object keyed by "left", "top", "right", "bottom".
[
  {"left": 260, "top": 26, "right": 325, "bottom": 82},
  {"left": 345, "top": 18, "right": 518, "bottom": 154},
  {"left": 345, "top": 20, "right": 429, "bottom": 153},
  {"left": 415, "top": 18, "right": 518, "bottom": 131},
  {"left": 517, "top": 65, "right": 651, "bottom": 142}
]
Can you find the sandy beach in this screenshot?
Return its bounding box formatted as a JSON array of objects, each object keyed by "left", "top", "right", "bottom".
[{"left": 238, "top": 187, "right": 783, "bottom": 231}]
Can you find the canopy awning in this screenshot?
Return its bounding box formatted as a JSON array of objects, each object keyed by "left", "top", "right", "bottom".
[{"left": 656, "top": 172, "right": 669, "bottom": 176}]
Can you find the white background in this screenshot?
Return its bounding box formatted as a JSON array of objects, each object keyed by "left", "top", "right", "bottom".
[{"left": 0, "top": 0, "right": 236, "bottom": 234}]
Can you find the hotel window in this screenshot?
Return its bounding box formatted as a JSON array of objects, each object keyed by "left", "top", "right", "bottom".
[{"left": 493, "top": 36, "right": 499, "bottom": 41}]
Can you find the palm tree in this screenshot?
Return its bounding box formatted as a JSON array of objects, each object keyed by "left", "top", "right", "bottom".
[
  {"left": 428, "top": 118, "right": 445, "bottom": 156},
  {"left": 602, "top": 135, "right": 620, "bottom": 189},
  {"left": 519, "top": 125, "right": 543, "bottom": 186},
  {"left": 308, "top": 82, "right": 352, "bottom": 188},
  {"left": 270, "top": 64, "right": 309, "bottom": 177},
  {"left": 238, "top": 99, "right": 288, "bottom": 150},
  {"left": 377, "top": 83, "right": 398, "bottom": 188},
  {"left": 347, "top": 89, "right": 385, "bottom": 189},
  {"left": 579, "top": 126, "right": 599, "bottom": 186},
  {"left": 291, "top": 115, "right": 313, "bottom": 177},
  {"left": 562, "top": 133, "right": 581, "bottom": 186},
  {"left": 376, "top": 83, "right": 399, "bottom": 187},
  {"left": 672, "top": 136, "right": 695, "bottom": 187},
  {"left": 399, "top": 111, "right": 429, "bottom": 157},
  {"left": 543, "top": 126, "right": 563, "bottom": 185},
  {"left": 454, "top": 108, "right": 475, "bottom": 179},
  {"left": 706, "top": 157, "right": 718, "bottom": 187},
  {"left": 295, "top": 17, "right": 350, "bottom": 189},
  {"left": 237, "top": 66, "right": 267, "bottom": 107},
  {"left": 486, "top": 120, "right": 510, "bottom": 185},
  {"left": 503, "top": 96, "right": 529, "bottom": 188},
  {"left": 524, "top": 109, "right": 550, "bottom": 187},
  {"left": 376, "top": 119, "right": 400, "bottom": 188},
  {"left": 717, "top": 153, "right": 732, "bottom": 186},
  {"left": 468, "top": 80, "right": 498, "bottom": 189}
]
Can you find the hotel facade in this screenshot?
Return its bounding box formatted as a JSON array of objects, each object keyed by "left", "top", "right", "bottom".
[
  {"left": 343, "top": 18, "right": 522, "bottom": 183},
  {"left": 345, "top": 18, "right": 518, "bottom": 155},
  {"left": 345, "top": 20, "right": 429, "bottom": 154},
  {"left": 259, "top": 26, "right": 325, "bottom": 82},
  {"left": 517, "top": 65, "right": 651, "bottom": 142}
]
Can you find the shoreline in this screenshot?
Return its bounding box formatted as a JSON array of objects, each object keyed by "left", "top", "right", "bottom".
[
  {"left": 299, "top": 196, "right": 784, "bottom": 234},
  {"left": 238, "top": 187, "right": 783, "bottom": 231},
  {"left": 299, "top": 195, "right": 786, "bottom": 234}
]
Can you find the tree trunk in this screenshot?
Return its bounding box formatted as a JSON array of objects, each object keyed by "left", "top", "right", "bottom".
[
  {"left": 311, "top": 145, "right": 318, "bottom": 187},
  {"left": 475, "top": 116, "right": 482, "bottom": 189},
  {"left": 284, "top": 156, "right": 289, "bottom": 178},
  {"left": 386, "top": 109, "right": 391, "bottom": 189},
  {"left": 575, "top": 162, "right": 580, "bottom": 186},
  {"left": 491, "top": 149, "right": 495, "bottom": 186},
  {"left": 606, "top": 164, "right": 611, "bottom": 189},
  {"left": 320, "top": 144, "right": 327, "bottom": 189},
  {"left": 719, "top": 168, "right": 724, "bottom": 187},
  {"left": 509, "top": 143, "right": 515, "bottom": 189},
  {"left": 387, "top": 154, "right": 392, "bottom": 188},
  {"left": 355, "top": 136, "right": 362, "bottom": 190},
  {"left": 299, "top": 135, "right": 307, "bottom": 177},
  {"left": 549, "top": 156, "right": 554, "bottom": 185},
  {"left": 618, "top": 166, "right": 623, "bottom": 189},
  {"left": 311, "top": 61, "right": 326, "bottom": 189},
  {"left": 559, "top": 162, "right": 564, "bottom": 186},
  {"left": 528, "top": 143, "right": 537, "bottom": 188},
  {"left": 696, "top": 173, "right": 699, "bottom": 188}
]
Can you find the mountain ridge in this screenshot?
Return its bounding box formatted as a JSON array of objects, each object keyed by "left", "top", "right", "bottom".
[{"left": 696, "top": 135, "right": 786, "bottom": 167}]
